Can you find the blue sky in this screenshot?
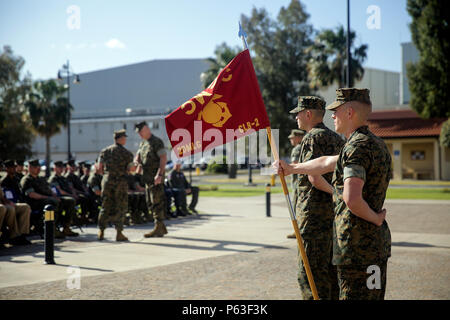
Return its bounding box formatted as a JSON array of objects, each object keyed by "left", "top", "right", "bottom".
[{"left": 0, "top": 0, "right": 411, "bottom": 80}]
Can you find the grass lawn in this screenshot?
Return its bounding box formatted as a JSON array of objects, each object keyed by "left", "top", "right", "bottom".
[
  {"left": 198, "top": 184, "right": 284, "bottom": 197},
  {"left": 386, "top": 188, "right": 450, "bottom": 200},
  {"left": 197, "top": 184, "right": 450, "bottom": 200}
]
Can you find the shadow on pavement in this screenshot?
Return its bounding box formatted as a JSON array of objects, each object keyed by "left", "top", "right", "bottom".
[{"left": 134, "top": 235, "right": 288, "bottom": 254}]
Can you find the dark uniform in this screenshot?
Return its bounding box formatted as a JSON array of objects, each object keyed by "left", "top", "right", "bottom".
[
  {"left": 168, "top": 167, "right": 199, "bottom": 214},
  {"left": 98, "top": 130, "right": 134, "bottom": 233},
  {"left": 289, "top": 96, "right": 345, "bottom": 300},
  {"left": 80, "top": 163, "right": 92, "bottom": 187},
  {"left": 87, "top": 171, "right": 103, "bottom": 222},
  {"left": 14, "top": 160, "right": 24, "bottom": 183},
  {"left": 65, "top": 160, "right": 97, "bottom": 222},
  {"left": 87, "top": 172, "right": 102, "bottom": 197},
  {"left": 20, "top": 160, "right": 78, "bottom": 237},
  {"left": 326, "top": 88, "right": 392, "bottom": 300},
  {"left": 126, "top": 173, "right": 147, "bottom": 224},
  {"left": 47, "top": 168, "right": 81, "bottom": 230},
  {"left": 135, "top": 122, "right": 167, "bottom": 236}
]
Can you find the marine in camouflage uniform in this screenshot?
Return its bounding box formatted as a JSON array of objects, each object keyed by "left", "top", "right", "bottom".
[
  {"left": 97, "top": 129, "right": 134, "bottom": 241},
  {"left": 326, "top": 88, "right": 392, "bottom": 300},
  {"left": 289, "top": 129, "right": 306, "bottom": 205},
  {"left": 286, "top": 129, "right": 305, "bottom": 239},
  {"left": 289, "top": 96, "right": 344, "bottom": 300},
  {"left": 134, "top": 121, "right": 168, "bottom": 237}
]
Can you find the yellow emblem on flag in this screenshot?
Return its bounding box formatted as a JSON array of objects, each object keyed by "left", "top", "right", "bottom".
[{"left": 197, "top": 94, "right": 232, "bottom": 128}]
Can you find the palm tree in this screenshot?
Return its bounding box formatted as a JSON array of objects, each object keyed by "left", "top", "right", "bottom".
[
  {"left": 25, "top": 79, "right": 72, "bottom": 176},
  {"left": 200, "top": 42, "right": 241, "bottom": 89},
  {"left": 307, "top": 25, "right": 368, "bottom": 89}
]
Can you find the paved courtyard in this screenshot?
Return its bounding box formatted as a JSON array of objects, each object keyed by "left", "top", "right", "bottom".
[{"left": 0, "top": 194, "right": 449, "bottom": 300}]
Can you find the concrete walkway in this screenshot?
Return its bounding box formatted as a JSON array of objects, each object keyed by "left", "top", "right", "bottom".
[{"left": 0, "top": 194, "right": 449, "bottom": 299}]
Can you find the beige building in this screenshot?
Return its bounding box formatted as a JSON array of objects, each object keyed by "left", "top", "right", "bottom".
[{"left": 367, "top": 110, "right": 449, "bottom": 180}]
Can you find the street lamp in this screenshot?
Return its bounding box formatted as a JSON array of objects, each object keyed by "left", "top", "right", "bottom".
[{"left": 57, "top": 60, "right": 80, "bottom": 161}]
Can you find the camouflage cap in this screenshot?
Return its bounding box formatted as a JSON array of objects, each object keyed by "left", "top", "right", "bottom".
[
  {"left": 288, "top": 129, "right": 307, "bottom": 139},
  {"left": 28, "top": 159, "right": 40, "bottom": 167},
  {"left": 289, "top": 96, "right": 326, "bottom": 113},
  {"left": 16, "top": 160, "right": 24, "bottom": 166},
  {"left": 4, "top": 159, "right": 16, "bottom": 168},
  {"left": 114, "top": 129, "right": 128, "bottom": 139},
  {"left": 326, "top": 88, "right": 372, "bottom": 110},
  {"left": 134, "top": 121, "right": 147, "bottom": 132}
]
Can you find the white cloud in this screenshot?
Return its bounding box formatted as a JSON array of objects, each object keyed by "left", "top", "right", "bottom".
[{"left": 105, "top": 38, "right": 126, "bottom": 49}]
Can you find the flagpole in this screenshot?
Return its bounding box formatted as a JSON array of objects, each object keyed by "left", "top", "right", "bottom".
[
  {"left": 238, "top": 22, "right": 319, "bottom": 300},
  {"left": 266, "top": 127, "right": 319, "bottom": 300}
]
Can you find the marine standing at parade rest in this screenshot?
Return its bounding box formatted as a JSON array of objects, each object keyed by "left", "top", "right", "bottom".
[
  {"left": 289, "top": 96, "right": 344, "bottom": 300},
  {"left": 276, "top": 88, "right": 391, "bottom": 300},
  {"left": 134, "top": 121, "right": 168, "bottom": 238},
  {"left": 286, "top": 129, "right": 306, "bottom": 239},
  {"left": 97, "top": 129, "right": 135, "bottom": 242}
]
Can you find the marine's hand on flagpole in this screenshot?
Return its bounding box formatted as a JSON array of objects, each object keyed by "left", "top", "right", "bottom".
[{"left": 273, "top": 160, "right": 292, "bottom": 176}]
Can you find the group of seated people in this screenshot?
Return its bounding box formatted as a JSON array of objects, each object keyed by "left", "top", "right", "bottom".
[
  {"left": 125, "top": 160, "right": 199, "bottom": 225},
  {"left": 0, "top": 158, "right": 199, "bottom": 247}
]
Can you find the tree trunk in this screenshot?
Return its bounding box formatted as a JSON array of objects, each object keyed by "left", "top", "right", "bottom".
[{"left": 45, "top": 135, "right": 51, "bottom": 177}]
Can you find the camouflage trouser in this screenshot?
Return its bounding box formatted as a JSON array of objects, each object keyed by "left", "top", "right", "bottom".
[
  {"left": 98, "top": 178, "right": 127, "bottom": 231},
  {"left": 145, "top": 183, "right": 166, "bottom": 222},
  {"left": 297, "top": 236, "right": 339, "bottom": 300},
  {"left": 337, "top": 260, "right": 388, "bottom": 300}
]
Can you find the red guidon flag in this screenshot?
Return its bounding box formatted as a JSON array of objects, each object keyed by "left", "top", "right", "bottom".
[{"left": 165, "top": 49, "right": 270, "bottom": 158}]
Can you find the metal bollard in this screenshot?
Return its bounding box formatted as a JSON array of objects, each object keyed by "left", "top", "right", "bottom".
[
  {"left": 270, "top": 174, "right": 276, "bottom": 186},
  {"left": 266, "top": 183, "right": 271, "bottom": 217},
  {"left": 44, "top": 204, "right": 55, "bottom": 265}
]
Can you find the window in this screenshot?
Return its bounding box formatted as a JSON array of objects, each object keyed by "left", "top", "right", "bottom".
[{"left": 411, "top": 150, "right": 425, "bottom": 160}]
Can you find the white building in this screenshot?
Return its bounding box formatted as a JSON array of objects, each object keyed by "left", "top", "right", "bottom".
[
  {"left": 32, "top": 58, "right": 209, "bottom": 161},
  {"left": 32, "top": 52, "right": 403, "bottom": 163}
]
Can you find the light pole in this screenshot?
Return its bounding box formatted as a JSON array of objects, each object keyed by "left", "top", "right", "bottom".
[
  {"left": 57, "top": 60, "right": 80, "bottom": 161},
  {"left": 346, "top": 0, "right": 351, "bottom": 87}
]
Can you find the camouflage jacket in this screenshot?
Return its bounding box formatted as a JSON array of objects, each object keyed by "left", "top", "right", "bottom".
[
  {"left": 20, "top": 174, "right": 53, "bottom": 198},
  {"left": 99, "top": 143, "right": 134, "bottom": 180},
  {"left": 136, "top": 134, "right": 166, "bottom": 184},
  {"left": 87, "top": 173, "right": 102, "bottom": 193},
  {"left": 290, "top": 143, "right": 302, "bottom": 190},
  {"left": 296, "top": 122, "right": 345, "bottom": 238},
  {"left": 48, "top": 173, "right": 72, "bottom": 194},
  {"left": 332, "top": 125, "right": 392, "bottom": 265}
]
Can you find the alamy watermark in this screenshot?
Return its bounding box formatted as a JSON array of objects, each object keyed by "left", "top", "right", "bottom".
[
  {"left": 67, "top": 5, "right": 81, "bottom": 30},
  {"left": 366, "top": 264, "right": 381, "bottom": 290},
  {"left": 366, "top": 5, "right": 381, "bottom": 30},
  {"left": 169, "top": 123, "right": 279, "bottom": 176},
  {"left": 66, "top": 265, "right": 81, "bottom": 289}
]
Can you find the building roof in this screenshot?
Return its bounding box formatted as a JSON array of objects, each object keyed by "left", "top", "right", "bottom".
[{"left": 367, "top": 109, "right": 446, "bottom": 138}]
